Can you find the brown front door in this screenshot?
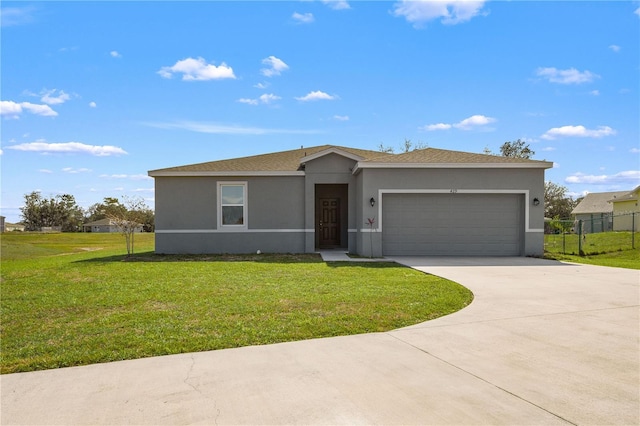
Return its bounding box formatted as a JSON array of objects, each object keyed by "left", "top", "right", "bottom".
[{"left": 318, "top": 198, "right": 340, "bottom": 247}]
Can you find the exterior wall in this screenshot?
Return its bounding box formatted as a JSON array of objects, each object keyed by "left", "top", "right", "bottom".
[
  {"left": 355, "top": 167, "right": 546, "bottom": 257},
  {"left": 302, "top": 153, "right": 358, "bottom": 253},
  {"left": 155, "top": 175, "right": 306, "bottom": 254},
  {"left": 612, "top": 199, "right": 639, "bottom": 231}
]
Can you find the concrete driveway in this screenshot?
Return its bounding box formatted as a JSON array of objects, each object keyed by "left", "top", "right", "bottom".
[{"left": 1, "top": 257, "right": 638, "bottom": 425}]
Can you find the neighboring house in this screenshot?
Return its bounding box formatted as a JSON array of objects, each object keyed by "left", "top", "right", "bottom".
[
  {"left": 149, "top": 145, "right": 552, "bottom": 257},
  {"left": 571, "top": 191, "right": 628, "bottom": 233},
  {"left": 610, "top": 186, "right": 640, "bottom": 231},
  {"left": 83, "top": 218, "right": 143, "bottom": 233},
  {"left": 4, "top": 222, "right": 25, "bottom": 232}
]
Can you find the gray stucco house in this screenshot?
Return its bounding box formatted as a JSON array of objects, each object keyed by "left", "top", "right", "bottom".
[{"left": 149, "top": 145, "right": 552, "bottom": 257}]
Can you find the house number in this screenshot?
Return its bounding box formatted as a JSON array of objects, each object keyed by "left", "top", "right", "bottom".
[{"left": 450, "top": 189, "right": 458, "bottom": 194}]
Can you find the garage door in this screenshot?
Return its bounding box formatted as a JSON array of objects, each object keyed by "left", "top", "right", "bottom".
[{"left": 382, "top": 193, "right": 523, "bottom": 256}]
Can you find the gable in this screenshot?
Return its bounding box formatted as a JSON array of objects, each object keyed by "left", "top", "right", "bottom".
[{"left": 571, "top": 191, "right": 628, "bottom": 215}]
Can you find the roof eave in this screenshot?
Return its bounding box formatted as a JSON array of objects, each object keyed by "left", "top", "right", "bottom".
[
  {"left": 148, "top": 170, "right": 305, "bottom": 177},
  {"left": 352, "top": 161, "right": 554, "bottom": 174}
]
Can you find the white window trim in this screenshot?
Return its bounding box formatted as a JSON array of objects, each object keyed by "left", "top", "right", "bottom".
[{"left": 217, "top": 181, "right": 248, "bottom": 231}]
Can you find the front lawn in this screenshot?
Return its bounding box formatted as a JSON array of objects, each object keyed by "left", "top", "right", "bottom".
[{"left": 0, "top": 233, "right": 472, "bottom": 374}]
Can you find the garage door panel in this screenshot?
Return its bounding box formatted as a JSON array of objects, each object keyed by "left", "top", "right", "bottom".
[{"left": 382, "top": 193, "right": 523, "bottom": 256}]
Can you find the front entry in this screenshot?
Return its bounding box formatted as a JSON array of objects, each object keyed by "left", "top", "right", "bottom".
[
  {"left": 319, "top": 198, "right": 340, "bottom": 247},
  {"left": 315, "top": 184, "right": 348, "bottom": 249}
]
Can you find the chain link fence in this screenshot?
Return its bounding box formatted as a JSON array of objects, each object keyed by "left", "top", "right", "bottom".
[{"left": 544, "top": 212, "right": 638, "bottom": 256}]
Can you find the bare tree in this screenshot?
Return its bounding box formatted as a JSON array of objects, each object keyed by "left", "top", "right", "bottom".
[{"left": 106, "top": 196, "right": 149, "bottom": 256}]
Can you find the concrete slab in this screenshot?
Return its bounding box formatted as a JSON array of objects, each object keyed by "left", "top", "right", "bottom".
[{"left": 2, "top": 257, "right": 639, "bottom": 425}]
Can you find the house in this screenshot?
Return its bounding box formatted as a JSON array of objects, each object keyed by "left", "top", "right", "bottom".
[
  {"left": 610, "top": 186, "right": 639, "bottom": 231},
  {"left": 571, "top": 191, "right": 628, "bottom": 233},
  {"left": 148, "top": 145, "right": 552, "bottom": 257},
  {"left": 4, "top": 222, "right": 25, "bottom": 232},
  {"left": 83, "top": 218, "right": 143, "bottom": 233}
]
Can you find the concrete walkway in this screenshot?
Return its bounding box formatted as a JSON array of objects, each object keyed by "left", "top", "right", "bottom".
[{"left": 1, "top": 257, "right": 638, "bottom": 425}]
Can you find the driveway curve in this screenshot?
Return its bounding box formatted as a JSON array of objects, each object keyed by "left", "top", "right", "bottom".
[{"left": 1, "top": 257, "right": 638, "bottom": 425}]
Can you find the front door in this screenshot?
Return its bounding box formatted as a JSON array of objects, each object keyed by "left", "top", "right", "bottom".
[{"left": 318, "top": 198, "right": 340, "bottom": 248}]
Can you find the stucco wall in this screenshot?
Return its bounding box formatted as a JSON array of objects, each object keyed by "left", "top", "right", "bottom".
[
  {"left": 355, "top": 167, "right": 547, "bottom": 257},
  {"left": 302, "top": 153, "right": 358, "bottom": 253},
  {"left": 155, "top": 175, "right": 306, "bottom": 253}
]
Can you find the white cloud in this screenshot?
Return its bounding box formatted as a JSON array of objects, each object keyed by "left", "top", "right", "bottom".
[
  {"left": 635, "top": 7, "right": 640, "bottom": 17},
  {"left": 40, "top": 89, "right": 70, "bottom": 105},
  {"left": 132, "top": 188, "right": 154, "bottom": 193},
  {"left": 535, "top": 67, "right": 599, "bottom": 84},
  {"left": 392, "top": 0, "right": 486, "bottom": 26},
  {"left": 295, "top": 90, "right": 337, "bottom": 101},
  {"left": 254, "top": 82, "right": 269, "bottom": 89},
  {"left": 0, "top": 100, "right": 57, "bottom": 118},
  {"left": 541, "top": 147, "right": 556, "bottom": 152},
  {"left": 609, "top": 44, "right": 621, "bottom": 53},
  {"left": 89, "top": 101, "right": 97, "bottom": 108},
  {"left": 39, "top": 169, "right": 53, "bottom": 174},
  {"left": 110, "top": 50, "right": 122, "bottom": 58},
  {"left": 630, "top": 148, "right": 640, "bottom": 154},
  {"left": 423, "top": 123, "right": 452, "bottom": 131},
  {"left": 589, "top": 90, "right": 600, "bottom": 96},
  {"left": 261, "top": 56, "right": 289, "bottom": 77},
  {"left": 1, "top": 5, "right": 36, "bottom": 27},
  {"left": 541, "top": 125, "right": 616, "bottom": 140},
  {"left": 565, "top": 170, "right": 640, "bottom": 185},
  {"left": 158, "top": 57, "right": 236, "bottom": 81},
  {"left": 238, "top": 93, "right": 281, "bottom": 106},
  {"left": 100, "top": 174, "right": 153, "bottom": 180},
  {"left": 333, "top": 115, "right": 349, "bottom": 121},
  {"left": 292, "top": 12, "right": 314, "bottom": 24},
  {"left": 142, "top": 120, "right": 321, "bottom": 135},
  {"left": 454, "top": 114, "right": 495, "bottom": 130},
  {"left": 421, "top": 115, "right": 495, "bottom": 131},
  {"left": 238, "top": 98, "right": 259, "bottom": 106},
  {"left": 7, "top": 141, "right": 127, "bottom": 156},
  {"left": 322, "top": 0, "right": 351, "bottom": 10},
  {"left": 62, "top": 167, "right": 92, "bottom": 174}
]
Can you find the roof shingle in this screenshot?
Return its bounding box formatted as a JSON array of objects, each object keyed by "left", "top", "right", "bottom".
[{"left": 149, "top": 145, "right": 552, "bottom": 176}]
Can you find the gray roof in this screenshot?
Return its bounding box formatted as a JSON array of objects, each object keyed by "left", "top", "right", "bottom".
[
  {"left": 571, "top": 191, "right": 628, "bottom": 215},
  {"left": 149, "top": 145, "right": 552, "bottom": 176},
  {"left": 609, "top": 185, "right": 640, "bottom": 203}
]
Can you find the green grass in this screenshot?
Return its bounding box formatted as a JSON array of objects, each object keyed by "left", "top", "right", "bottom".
[
  {"left": 544, "top": 231, "right": 639, "bottom": 256},
  {"left": 0, "top": 233, "right": 473, "bottom": 374},
  {"left": 545, "top": 248, "right": 640, "bottom": 270}
]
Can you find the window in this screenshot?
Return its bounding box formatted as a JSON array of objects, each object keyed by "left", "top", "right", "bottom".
[{"left": 219, "top": 182, "right": 247, "bottom": 228}]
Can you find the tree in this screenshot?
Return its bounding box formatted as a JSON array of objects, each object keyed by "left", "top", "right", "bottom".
[
  {"left": 106, "top": 196, "right": 150, "bottom": 256},
  {"left": 378, "top": 139, "right": 427, "bottom": 154},
  {"left": 500, "top": 139, "right": 535, "bottom": 159},
  {"left": 544, "top": 181, "right": 577, "bottom": 219},
  {"left": 20, "top": 191, "right": 83, "bottom": 232}
]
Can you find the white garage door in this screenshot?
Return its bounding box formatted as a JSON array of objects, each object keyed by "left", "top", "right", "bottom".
[{"left": 382, "top": 193, "right": 523, "bottom": 256}]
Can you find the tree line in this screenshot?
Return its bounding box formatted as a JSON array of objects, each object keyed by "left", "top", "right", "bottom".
[{"left": 20, "top": 192, "right": 154, "bottom": 233}]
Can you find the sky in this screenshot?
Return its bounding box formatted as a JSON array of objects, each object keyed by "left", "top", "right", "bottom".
[{"left": 1, "top": 0, "right": 639, "bottom": 223}]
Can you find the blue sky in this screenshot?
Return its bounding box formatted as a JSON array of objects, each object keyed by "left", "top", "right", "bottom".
[{"left": 1, "top": 1, "right": 639, "bottom": 223}]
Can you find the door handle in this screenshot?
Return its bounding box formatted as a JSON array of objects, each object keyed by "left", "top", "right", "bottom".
[{"left": 319, "top": 221, "right": 323, "bottom": 229}]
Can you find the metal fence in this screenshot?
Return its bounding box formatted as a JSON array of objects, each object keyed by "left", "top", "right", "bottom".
[{"left": 544, "top": 212, "right": 638, "bottom": 255}]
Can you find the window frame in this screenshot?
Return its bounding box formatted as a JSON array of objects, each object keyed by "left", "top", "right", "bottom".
[{"left": 217, "top": 181, "right": 248, "bottom": 230}]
